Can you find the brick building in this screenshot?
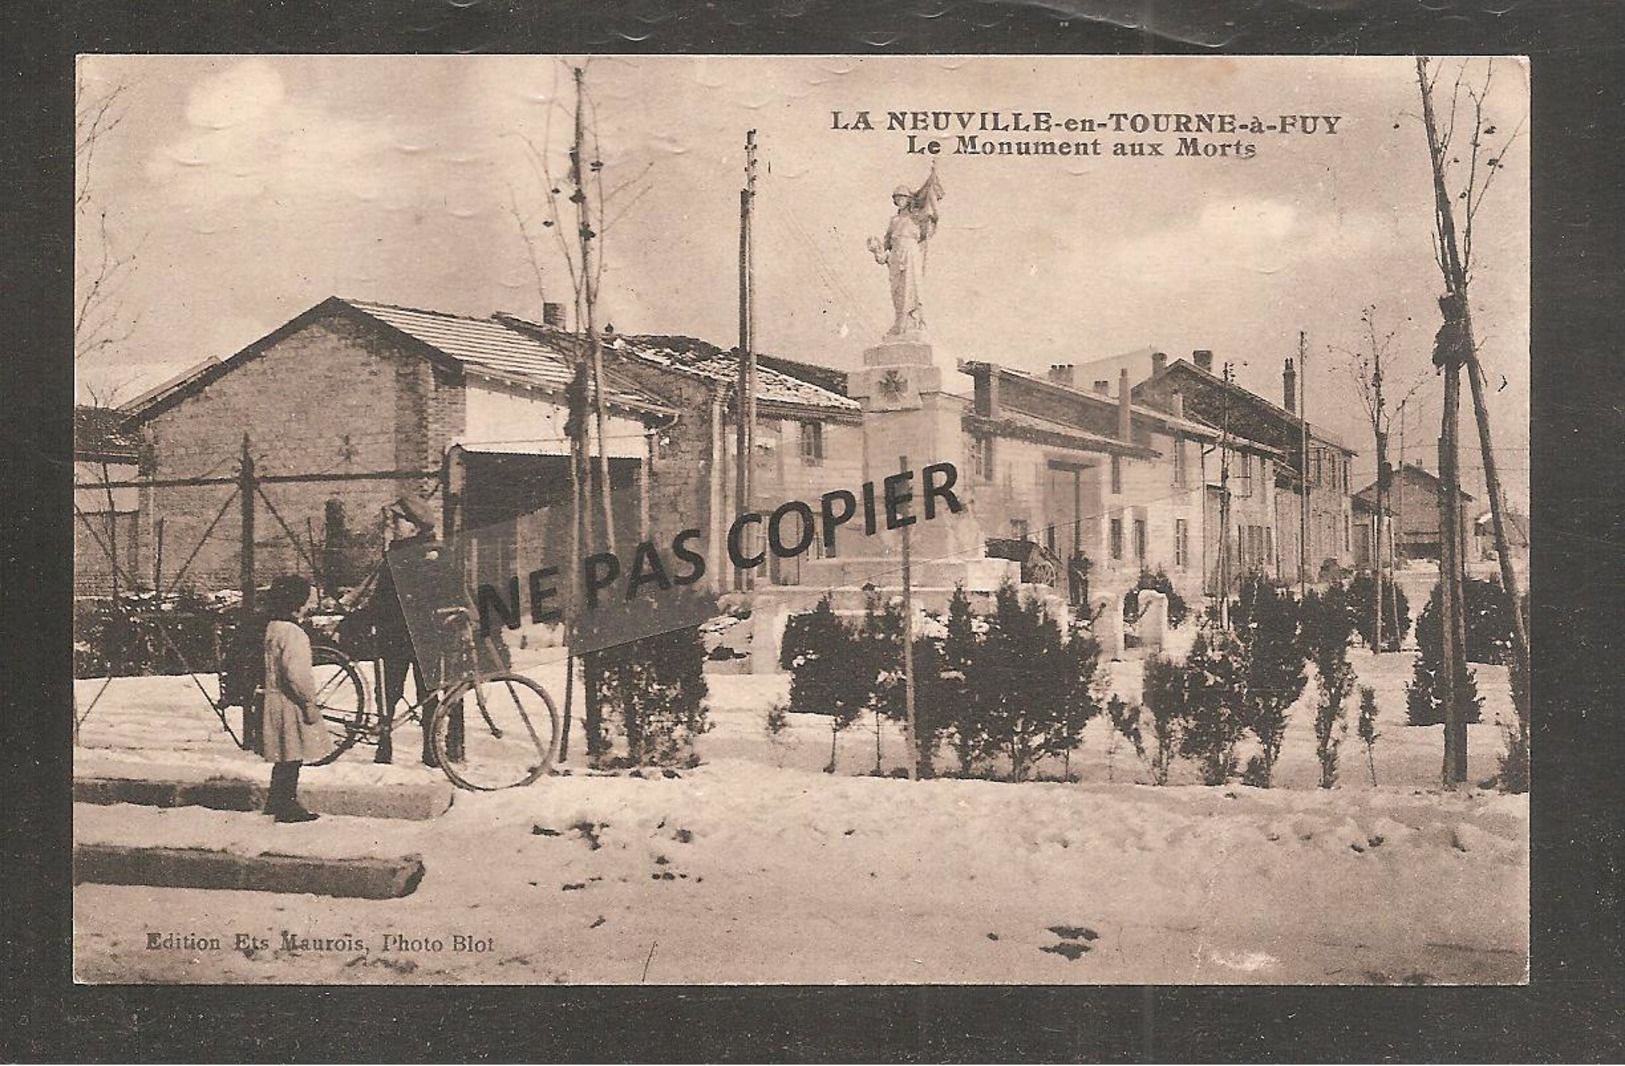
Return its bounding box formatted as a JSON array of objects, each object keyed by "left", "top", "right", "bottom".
[
  {"left": 73, "top": 406, "right": 140, "bottom": 595},
  {"left": 115, "top": 297, "right": 861, "bottom": 599},
  {"left": 119, "top": 298, "right": 673, "bottom": 596}
]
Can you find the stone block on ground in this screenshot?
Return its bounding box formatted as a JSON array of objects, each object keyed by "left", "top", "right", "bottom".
[
  {"left": 74, "top": 844, "right": 425, "bottom": 899},
  {"left": 73, "top": 775, "right": 454, "bottom": 820}
]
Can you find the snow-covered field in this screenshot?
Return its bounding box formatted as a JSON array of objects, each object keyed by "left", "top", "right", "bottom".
[{"left": 72, "top": 646, "right": 1527, "bottom": 985}]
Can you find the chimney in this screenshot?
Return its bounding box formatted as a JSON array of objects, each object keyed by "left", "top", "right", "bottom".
[
  {"left": 1193, "top": 349, "right": 1214, "bottom": 373},
  {"left": 1093, "top": 379, "right": 1110, "bottom": 395},
  {"left": 1118, "top": 368, "right": 1132, "bottom": 442},
  {"left": 542, "top": 302, "right": 566, "bottom": 328},
  {"left": 1152, "top": 351, "right": 1167, "bottom": 375},
  {"left": 1171, "top": 390, "right": 1184, "bottom": 420},
  {"left": 1283, "top": 357, "right": 1298, "bottom": 414},
  {"left": 1048, "top": 364, "right": 1075, "bottom": 387}
]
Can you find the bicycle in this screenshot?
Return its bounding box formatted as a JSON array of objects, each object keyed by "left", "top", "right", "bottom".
[
  {"left": 215, "top": 630, "right": 369, "bottom": 768},
  {"left": 409, "top": 605, "right": 560, "bottom": 790}
]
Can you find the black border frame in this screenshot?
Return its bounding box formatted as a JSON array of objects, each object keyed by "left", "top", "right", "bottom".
[{"left": 5, "top": 1, "right": 1623, "bottom": 1060}]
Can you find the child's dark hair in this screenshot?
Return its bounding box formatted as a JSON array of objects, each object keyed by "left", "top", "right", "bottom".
[{"left": 263, "top": 575, "right": 313, "bottom": 619}]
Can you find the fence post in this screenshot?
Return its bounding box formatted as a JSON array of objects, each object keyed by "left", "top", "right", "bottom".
[{"left": 239, "top": 434, "right": 263, "bottom": 754}]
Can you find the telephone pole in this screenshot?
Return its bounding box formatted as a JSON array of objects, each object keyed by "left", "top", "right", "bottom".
[
  {"left": 1298, "top": 330, "right": 1310, "bottom": 595},
  {"left": 573, "top": 66, "right": 615, "bottom": 552},
  {"left": 735, "top": 129, "right": 759, "bottom": 589}
]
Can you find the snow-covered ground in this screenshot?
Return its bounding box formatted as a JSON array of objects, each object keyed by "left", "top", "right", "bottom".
[{"left": 72, "top": 645, "right": 1526, "bottom": 985}]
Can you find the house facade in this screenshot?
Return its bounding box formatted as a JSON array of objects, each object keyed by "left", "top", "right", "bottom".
[
  {"left": 1125, "top": 350, "right": 1358, "bottom": 583},
  {"left": 1353, "top": 461, "right": 1473, "bottom": 563},
  {"left": 956, "top": 362, "right": 1275, "bottom": 604}
]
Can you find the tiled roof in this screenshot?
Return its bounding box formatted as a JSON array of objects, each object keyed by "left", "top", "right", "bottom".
[
  {"left": 613, "top": 334, "right": 859, "bottom": 414},
  {"left": 961, "top": 360, "right": 1222, "bottom": 440},
  {"left": 346, "top": 300, "right": 666, "bottom": 413},
  {"left": 963, "top": 411, "right": 1155, "bottom": 458},
  {"left": 497, "top": 314, "right": 859, "bottom": 416},
  {"left": 1151, "top": 359, "right": 1356, "bottom": 454}
]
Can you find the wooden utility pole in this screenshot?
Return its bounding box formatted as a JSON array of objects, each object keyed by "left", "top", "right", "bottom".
[
  {"left": 573, "top": 66, "right": 615, "bottom": 553},
  {"left": 1416, "top": 58, "right": 1470, "bottom": 785},
  {"left": 1217, "top": 363, "right": 1234, "bottom": 612},
  {"left": 1298, "top": 331, "right": 1310, "bottom": 595},
  {"left": 238, "top": 434, "right": 256, "bottom": 612},
  {"left": 735, "top": 129, "right": 759, "bottom": 590},
  {"left": 899, "top": 455, "right": 919, "bottom": 781},
  {"left": 238, "top": 433, "right": 260, "bottom": 754},
  {"left": 569, "top": 65, "right": 612, "bottom": 765}
]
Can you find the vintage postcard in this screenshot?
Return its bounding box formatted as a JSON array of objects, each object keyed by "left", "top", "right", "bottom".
[{"left": 72, "top": 54, "right": 1529, "bottom": 985}]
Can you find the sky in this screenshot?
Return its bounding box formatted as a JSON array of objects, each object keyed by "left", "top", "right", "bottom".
[{"left": 76, "top": 54, "right": 1530, "bottom": 509}]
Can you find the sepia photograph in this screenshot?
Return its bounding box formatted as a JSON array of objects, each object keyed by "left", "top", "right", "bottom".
[{"left": 71, "top": 54, "right": 1530, "bottom": 986}]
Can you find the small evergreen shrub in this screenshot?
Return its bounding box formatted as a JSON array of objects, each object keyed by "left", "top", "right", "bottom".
[
  {"left": 1497, "top": 723, "right": 1529, "bottom": 794},
  {"left": 1176, "top": 626, "right": 1250, "bottom": 785},
  {"left": 964, "top": 582, "right": 1103, "bottom": 782},
  {"left": 1462, "top": 575, "right": 1517, "bottom": 665},
  {"left": 1105, "top": 695, "right": 1145, "bottom": 782},
  {"left": 1302, "top": 584, "right": 1356, "bottom": 788},
  {"left": 592, "top": 625, "right": 711, "bottom": 767},
  {"left": 764, "top": 701, "right": 792, "bottom": 767},
  {"left": 1123, "top": 567, "right": 1189, "bottom": 628},
  {"left": 780, "top": 595, "right": 869, "bottom": 772},
  {"left": 1140, "top": 653, "right": 1188, "bottom": 786},
  {"left": 1346, "top": 571, "right": 1411, "bottom": 651},
  {"left": 1231, "top": 576, "right": 1309, "bottom": 788},
  {"left": 940, "top": 586, "right": 985, "bottom": 775},
  {"left": 1406, "top": 584, "right": 1484, "bottom": 726},
  {"left": 1357, "top": 684, "right": 1380, "bottom": 786}
]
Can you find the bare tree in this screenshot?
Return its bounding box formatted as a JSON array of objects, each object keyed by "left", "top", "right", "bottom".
[
  {"left": 1414, "top": 56, "right": 1530, "bottom": 788},
  {"left": 75, "top": 70, "right": 143, "bottom": 398},
  {"left": 1334, "top": 306, "right": 1426, "bottom": 653},
  {"left": 505, "top": 61, "right": 659, "bottom": 765}
]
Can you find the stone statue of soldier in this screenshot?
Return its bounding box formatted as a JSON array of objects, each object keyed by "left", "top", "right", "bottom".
[{"left": 868, "top": 168, "right": 945, "bottom": 339}]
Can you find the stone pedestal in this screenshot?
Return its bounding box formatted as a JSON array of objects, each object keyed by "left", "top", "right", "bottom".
[
  {"left": 1095, "top": 596, "right": 1124, "bottom": 660},
  {"left": 1135, "top": 589, "right": 1169, "bottom": 653},
  {"left": 844, "top": 337, "right": 981, "bottom": 573}
]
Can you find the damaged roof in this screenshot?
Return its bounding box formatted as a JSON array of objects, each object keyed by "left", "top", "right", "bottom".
[{"left": 497, "top": 314, "right": 859, "bottom": 417}]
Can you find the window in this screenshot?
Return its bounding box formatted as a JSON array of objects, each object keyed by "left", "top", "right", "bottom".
[
  {"left": 1011, "top": 518, "right": 1029, "bottom": 541},
  {"left": 1172, "top": 436, "right": 1187, "bottom": 488},
  {"left": 1248, "top": 526, "right": 1264, "bottom": 571},
  {"left": 1344, "top": 513, "right": 1352, "bottom": 552},
  {"left": 967, "top": 434, "right": 995, "bottom": 482},
  {"left": 1133, "top": 519, "right": 1147, "bottom": 561},
  {"left": 1234, "top": 451, "right": 1252, "bottom": 497},
  {"left": 799, "top": 422, "right": 824, "bottom": 466},
  {"left": 1175, "top": 518, "right": 1190, "bottom": 569},
  {"left": 1263, "top": 526, "right": 1274, "bottom": 572},
  {"left": 1109, "top": 518, "right": 1123, "bottom": 560},
  {"left": 1110, "top": 455, "right": 1122, "bottom": 494},
  {"left": 1237, "top": 524, "right": 1247, "bottom": 571}
]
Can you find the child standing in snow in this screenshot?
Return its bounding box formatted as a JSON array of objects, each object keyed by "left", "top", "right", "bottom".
[{"left": 261, "top": 575, "right": 324, "bottom": 823}]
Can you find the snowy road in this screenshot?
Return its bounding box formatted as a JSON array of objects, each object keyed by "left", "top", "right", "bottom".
[{"left": 73, "top": 649, "right": 1527, "bottom": 984}]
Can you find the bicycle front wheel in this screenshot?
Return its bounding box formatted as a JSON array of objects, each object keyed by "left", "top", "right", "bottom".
[
  {"left": 430, "top": 673, "right": 558, "bottom": 790},
  {"left": 307, "top": 644, "right": 368, "bottom": 767}
]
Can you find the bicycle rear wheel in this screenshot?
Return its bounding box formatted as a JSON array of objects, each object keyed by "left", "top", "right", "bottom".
[
  {"left": 430, "top": 673, "right": 558, "bottom": 790},
  {"left": 307, "top": 644, "right": 368, "bottom": 766}
]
